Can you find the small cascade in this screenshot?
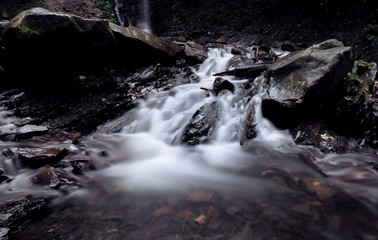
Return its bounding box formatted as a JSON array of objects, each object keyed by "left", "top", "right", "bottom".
[
  {"left": 138, "top": 0, "right": 152, "bottom": 34},
  {"left": 113, "top": 0, "right": 125, "bottom": 26}
]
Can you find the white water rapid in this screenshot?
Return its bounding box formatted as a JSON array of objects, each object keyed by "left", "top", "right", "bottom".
[{"left": 92, "top": 48, "right": 295, "bottom": 191}]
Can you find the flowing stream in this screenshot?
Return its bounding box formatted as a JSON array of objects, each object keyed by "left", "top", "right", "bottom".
[{"left": 4, "top": 48, "right": 378, "bottom": 239}]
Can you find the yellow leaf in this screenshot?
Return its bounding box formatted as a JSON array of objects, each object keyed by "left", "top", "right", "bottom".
[
  {"left": 194, "top": 215, "right": 206, "bottom": 225},
  {"left": 309, "top": 201, "right": 322, "bottom": 206},
  {"left": 312, "top": 181, "right": 321, "bottom": 186},
  {"left": 365, "top": 88, "right": 370, "bottom": 92}
]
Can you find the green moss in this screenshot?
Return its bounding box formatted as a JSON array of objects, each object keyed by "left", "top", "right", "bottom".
[
  {"left": 21, "top": 26, "right": 39, "bottom": 36},
  {"left": 92, "top": 0, "right": 117, "bottom": 24}
]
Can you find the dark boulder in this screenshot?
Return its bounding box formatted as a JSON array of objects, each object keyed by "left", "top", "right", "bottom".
[
  {"left": 0, "top": 196, "right": 49, "bottom": 239},
  {"left": 183, "top": 41, "right": 208, "bottom": 63},
  {"left": 2, "top": 8, "right": 116, "bottom": 86},
  {"left": 333, "top": 60, "right": 378, "bottom": 147},
  {"left": 109, "top": 23, "right": 183, "bottom": 67},
  {"left": 18, "top": 146, "right": 68, "bottom": 168},
  {"left": 262, "top": 39, "right": 354, "bottom": 128},
  {"left": 213, "top": 77, "right": 235, "bottom": 95},
  {"left": 182, "top": 101, "right": 220, "bottom": 145}
]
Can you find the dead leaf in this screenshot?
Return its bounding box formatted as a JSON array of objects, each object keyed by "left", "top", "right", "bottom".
[
  {"left": 187, "top": 191, "right": 214, "bottom": 203},
  {"left": 176, "top": 210, "right": 195, "bottom": 219},
  {"left": 152, "top": 206, "right": 174, "bottom": 219},
  {"left": 194, "top": 215, "right": 206, "bottom": 225}
]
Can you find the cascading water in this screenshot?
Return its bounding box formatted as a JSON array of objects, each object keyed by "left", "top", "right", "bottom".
[
  {"left": 5, "top": 48, "right": 378, "bottom": 240},
  {"left": 113, "top": 0, "right": 125, "bottom": 26},
  {"left": 93, "top": 48, "right": 295, "bottom": 190},
  {"left": 138, "top": 0, "right": 152, "bottom": 33}
]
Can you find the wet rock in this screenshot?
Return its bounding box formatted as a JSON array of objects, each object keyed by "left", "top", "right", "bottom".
[
  {"left": 215, "top": 64, "right": 268, "bottom": 79},
  {"left": 32, "top": 170, "right": 76, "bottom": 188},
  {"left": 334, "top": 60, "right": 378, "bottom": 147},
  {"left": 127, "top": 63, "right": 198, "bottom": 93},
  {"left": 0, "top": 196, "right": 49, "bottom": 238},
  {"left": 0, "top": 175, "right": 10, "bottom": 184},
  {"left": 3, "top": 8, "right": 115, "bottom": 85},
  {"left": 262, "top": 39, "right": 353, "bottom": 128},
  {"left": 226, "top": 55, "right": 256, "bottom": 70},
  {"left": 16, "top": 125, "right": 48, "bottom": 139},
  {"left": 290, "top": 121, "right": 355, "bottom": 153},
  {"left": 32, "top": 170, "right": 61, "bottom": 188},
  {"left": 187, "top": 191, "right": 215, "bottom": 203},
  {"left": 18, "top": 147, "right": 67, "bottom": 168},
  {"left": 0, "top": 20, "right": 8, "bottom": 48},
  {"left": 281, "top": 41, "right": 303, "bottom": 52},
  {"left": 182, "top": 102, "right": 221, "bottom": 145},
  {"left": 231, "top": 46, "right": 253, "bottom": 56},
  {"left": 213, "top": 77, "right": 235, "bottom": 95},
  {"left": 184, "top": 41, "right": 208, "bottom": 63},
  {"left": 109, "top": 23, "right": 182, "bottom": 67},
  {"left": 0, "top": 124, "right": 48, "bottom": 141}
]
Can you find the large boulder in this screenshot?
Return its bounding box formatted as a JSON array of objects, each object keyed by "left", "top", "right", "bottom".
[
  {"left": 262, "top": 39, "right": 354, "bottom": 128},
  {"left": 109, "top": 23, "right": 183, "bottom": 67},
  {"left": 2, "top": 8, "right": 115, "bottom": 85}
]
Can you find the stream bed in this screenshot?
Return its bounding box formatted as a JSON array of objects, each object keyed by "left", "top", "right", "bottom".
[{"left": 1, "top": 49, "right": 378, "bottom": 240}]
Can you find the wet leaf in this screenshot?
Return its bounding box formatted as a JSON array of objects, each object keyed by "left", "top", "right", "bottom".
[
  {"left": 187, "top": 191, "right": 214, "bottom": 203},
  {"left": 152, "top": 206, "right": 174, "bottom": 219},
  {"left": 194, "top": 215, "right": 206, "bottom": 225},
  {"left": 207, "top": 206, "right": 220, "bottom": 218},
  {"left": 291, "top": 203, "right": 311, "bottom": 215},
  {"left": 312, "top": 181, "right": 321, "bottom": 186},
  {"left": 176, "top": 210, "right": 195, "bottom": 219}
]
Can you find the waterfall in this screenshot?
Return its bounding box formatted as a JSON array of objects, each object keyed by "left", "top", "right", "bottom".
[
  {"left": 93, "top": 48, "right": 294, "bottom": 190},
  {"left": 113, "top": 0, "right": 124, "bottom": 26},
  {"left": 139, "top": 0, "right": 152, "bottom": 34}
]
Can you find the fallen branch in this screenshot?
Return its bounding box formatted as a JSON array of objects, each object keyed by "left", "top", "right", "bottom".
[
  {"left": 240, "top": 88, "right": 259, "bottom": 146},
  {"left": 214, "top": 64, "right": 269, "bottom": 78},
  {"left": 255, "top": 46, "right": 260, "bottom": 63},
  {"left": 240, "top": 104, "right": 256, "bottom": 146},
  {"left": 200, "top": 87, "right": 214, "bottom": 91}
]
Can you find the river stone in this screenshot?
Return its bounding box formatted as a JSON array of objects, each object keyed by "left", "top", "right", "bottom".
[
  {"left": 16, "top": 125, "right": 48, "bottom": 139},
  {"left": 0, "top": 196, "right": 49, "bottom": 236},
  {"left": 184, "top": 41, "right": 208, "bottom": 63},
  {"left": 182, "top": 101, "right": 221, "bottom": 145},
  {"left": 2, "top": 7, "right": 115, "bottom": 85},
  {"left": 32, "top": 170, "right": 61, "bottom": 188},
  {"left": 18, "top": 147, "right": 67, "bottom": 168},
  {"left": 109, "top": 23, "right": 182, "bottom": 67},
  {"left": 262, "top": 39, "right": 353, "bottom": 128},
  {"left": 213, "top": 77, "right": 235, "bottom": 95}
]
